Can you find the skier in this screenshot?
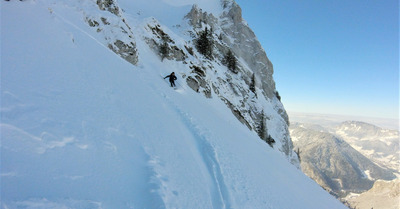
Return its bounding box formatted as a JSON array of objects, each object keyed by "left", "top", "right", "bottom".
[{"left": 164, "top": 72, "right": 177, "bottom": 87}]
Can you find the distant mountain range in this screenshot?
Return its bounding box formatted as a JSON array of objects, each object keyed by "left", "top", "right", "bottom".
[
  {"left": 335, "top": 121, "right": 399, "bottom": 174},
  {"left": 345, "top": 179, "right": 400, "bottom": 209},
  {"left": 291, "top": 122, "right": 396, "bottom": 198}
]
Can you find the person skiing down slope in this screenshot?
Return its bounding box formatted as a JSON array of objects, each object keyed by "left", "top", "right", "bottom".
[{"left": 164, "top": 72, "right": 177, "bottom": 87}]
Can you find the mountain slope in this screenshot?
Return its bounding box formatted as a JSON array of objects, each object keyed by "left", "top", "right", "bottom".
[
  {"left": 290, "top": 123, "right": 396, "bottom": 198},
  {"left": 1, "top": 0, "right": 346, "bottom": 208},
  {"left": 336, "top": 121, "right": 400, "bottom": 173},
  {"left": 100, "top": 0, "right": 295, "bottom": 160},
  {"left": 345, "top": 179, "right": 400, "bottom": 209}
]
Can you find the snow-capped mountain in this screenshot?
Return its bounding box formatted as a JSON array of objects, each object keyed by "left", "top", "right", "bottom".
[
  {"left": 290, "top": 123, "right": 396, "bottom": 198},
  {"left": 1, "top": 0, "right": 347, "bottom": 208},
  {"left": 335, "top": 121, "right": 400, "bottom": 174}
]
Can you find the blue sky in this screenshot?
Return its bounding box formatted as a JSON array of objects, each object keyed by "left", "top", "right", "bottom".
[{"left": 235, "top": 0, "right": 399, "bottom": 119}]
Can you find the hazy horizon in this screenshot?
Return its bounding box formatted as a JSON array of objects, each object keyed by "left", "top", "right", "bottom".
[{"left": 288, "top": 111, "right": 399, "bottom": 131}]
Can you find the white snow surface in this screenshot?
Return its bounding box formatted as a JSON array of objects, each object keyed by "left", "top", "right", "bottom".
[{"left": 1, "top": 0, "right": 346, "bottom": 208}]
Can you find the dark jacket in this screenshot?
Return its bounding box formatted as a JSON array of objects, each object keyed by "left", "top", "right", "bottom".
[{"left": 164, "top": 73, "right": 177, "bottom": 82}]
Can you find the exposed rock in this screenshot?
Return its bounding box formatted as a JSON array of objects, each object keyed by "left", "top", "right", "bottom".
[
  {"left": 186, "top": 76, "right": 200, "bottom": 92},
  {"left": 146, "top": 23, "right": 187, "bottom": 62},
  {"left": 96, "top": 0, "right": 120, "bottom": 16},
  {"left": 223, "top": 98, "right": 252, "bottom": 130},
  {"left": 108, "top": 40, "right": 138, "bottom": 65},
  {"left": 184, "top": 4, "right": 218, "bottom": 29},
  {"left": 219, "top": 1, "right": 275, "bottom": 99},
  {"left": 85, "top": 2, "right": 138, "bottom": 65},
  {"left": 87, "top": 18, "right": 99, "bottom": 27}
]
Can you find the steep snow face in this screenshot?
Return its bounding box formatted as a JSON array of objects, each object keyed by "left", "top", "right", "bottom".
[
  {"left": 112, "top": 0, "right": 294, "bottom": 160},
  {"left": 1, "top": 0, "right": 347, "bottom": 208}
]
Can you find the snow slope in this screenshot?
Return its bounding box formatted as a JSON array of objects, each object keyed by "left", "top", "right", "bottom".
[{"left": 1, "top": 1, "right": 346, "bottom": 208}]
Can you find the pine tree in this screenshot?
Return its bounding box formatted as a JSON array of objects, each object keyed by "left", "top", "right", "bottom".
[
  {"left": 257, "top": 110, "right": 266, "bottom": 140},
  {"left": 218, "top": 33, "right": 223, "bottom": 40},
  {"left": 195, "top": 27, "right": 213, "bottom": 59},
  {"left": 223, "top": 49, "right": 238, "bottom": 73},
  {"left": 265, "top": 134, "right": 275, "bottom": 147},
  {"left": 294, "top": 147, "right": 301, "bottom": 162},
  {"left": 257, "top": 110, "right": 275, "bottom": 147},
  {"left": 250, "top": 73, "right": 256, "bottom": 94},
  {"left": 275, "top": 91, "right": 281, "bottom": 101}
]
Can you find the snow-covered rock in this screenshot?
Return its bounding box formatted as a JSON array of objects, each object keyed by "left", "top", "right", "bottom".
[{"left": 180, "top": 1, "right": 293, "bottom": 159}]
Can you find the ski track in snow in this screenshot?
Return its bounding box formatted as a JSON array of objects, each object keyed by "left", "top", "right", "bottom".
[{"left": 159, "top": 91, "right": 233, "bottom": 209}]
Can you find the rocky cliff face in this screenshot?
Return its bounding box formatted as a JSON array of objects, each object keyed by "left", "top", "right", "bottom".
[
  {"left": 176, "top": 1, "right": 294, "bottom": 161},
  {"left": 86, "top": 0, "right": 139, "bottom": 65},
  {"left": 220, "top": 1, "right": 276, "bottom": 100}
]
